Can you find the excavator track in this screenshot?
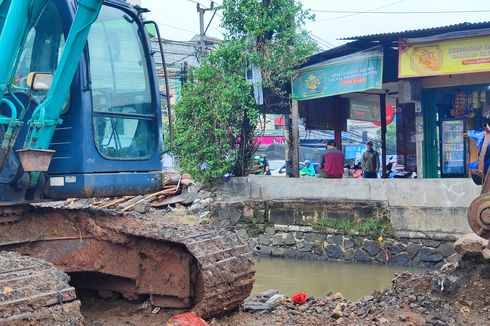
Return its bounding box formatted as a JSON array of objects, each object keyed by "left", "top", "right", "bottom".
[
  {"left": 0, "top": 206, "right": 255, "bottom": 319},
  {"left": 0, "top": 251, "right": 83, "bottom": 325}
]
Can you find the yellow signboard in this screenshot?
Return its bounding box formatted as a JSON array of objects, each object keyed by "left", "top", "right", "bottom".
[{"left": 399, "top": 35, "right": 490, "bottom": 78}]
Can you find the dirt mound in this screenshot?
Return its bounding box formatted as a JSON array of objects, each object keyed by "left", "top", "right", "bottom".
[{"left": 210, "top": 255, "right": 490, "bottom": 325}]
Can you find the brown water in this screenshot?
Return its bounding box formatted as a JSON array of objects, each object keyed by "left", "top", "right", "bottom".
[{"left": 253, "top": 257, "right": 422, "bottom": 300}]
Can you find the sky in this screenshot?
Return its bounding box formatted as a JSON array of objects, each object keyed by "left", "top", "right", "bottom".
[{"left": 140, "top": 0, "right": 490, "bottom": 49}]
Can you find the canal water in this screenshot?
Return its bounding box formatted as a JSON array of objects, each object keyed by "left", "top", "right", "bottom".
[{"left": 253, "top": 257, "right": 422, "bottom": 300}]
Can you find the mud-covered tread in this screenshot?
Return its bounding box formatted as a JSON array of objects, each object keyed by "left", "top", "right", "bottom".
[
  {"left": 0, "top": 207, "right": 255, "bottom": 319},
  {"left": 0, "top": 251, "right": 83, "bottom": 325},
  {"left": 95, "top": 214, "right": 255, "bottom": 317}
]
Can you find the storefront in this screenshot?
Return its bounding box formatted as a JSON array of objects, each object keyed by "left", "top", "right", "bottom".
[
  {"left": 398, "top": 30, "right": 490, "bottom": 178},
  {"left": 291, "top": 47, "right": 398, "bottom": 177}
]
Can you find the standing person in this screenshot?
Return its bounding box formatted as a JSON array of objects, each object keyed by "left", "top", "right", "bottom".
[
  {"left": 319, "top": 140, "right": 344, "bottom": 178},
  {"left": 361, "top": 141, "right": 379, "bottom": 178},
  {"left": 261, "top": 154, "right": 271, "bottom": 175}
]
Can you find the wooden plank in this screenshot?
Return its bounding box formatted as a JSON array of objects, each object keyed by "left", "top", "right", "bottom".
[
  {"left": 98, "top": 196, "right": 133, "bottom": 209},
  {"left": 118, "top": 195, "right": 144, "bottom": 209},
  {"left": 122, "top": 189, "right": 179, "bottom": 212},
  {"left": 151, "top": 195, "right": 184, "bottom": 207}
]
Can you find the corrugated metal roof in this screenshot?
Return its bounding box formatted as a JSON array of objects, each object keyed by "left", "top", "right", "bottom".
[{"left": 339, "top": 21, "right": 490, "bottom": 40}]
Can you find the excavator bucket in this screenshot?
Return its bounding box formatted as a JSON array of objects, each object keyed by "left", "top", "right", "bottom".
[{"left": 467, "top": 193, "right": 490, "bottom": 243}]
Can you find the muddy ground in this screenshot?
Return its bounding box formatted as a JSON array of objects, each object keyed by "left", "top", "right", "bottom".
[
  {"left": 20, "top": 201, "right": 488, "bottom": 325},
  {"left": 79, "top": 254, "right": 490, "bottom": 326},
  {"left": 209, "top": 255, "right": 490, "bottom": 326}
]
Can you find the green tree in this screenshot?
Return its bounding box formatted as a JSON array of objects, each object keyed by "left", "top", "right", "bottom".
[
  {"left": 174, "top": 42, "right": 257, "bottom": 182},
  {"left": 173, "top": 0, "right": 317, "bottom": 183},
  {"left": 222, "top": 0, "right": 317, "bottom": 100}
]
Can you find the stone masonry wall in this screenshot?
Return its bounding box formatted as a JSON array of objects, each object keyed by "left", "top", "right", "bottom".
[
  {"left": 211, "top": 200, "right": 459, "bottom": 268},
  {"left": 242, "top": 225, "right": 457, "bottom": 268},
  {"left": 217, "top": 177, "right": 477, "bottom": 239}
]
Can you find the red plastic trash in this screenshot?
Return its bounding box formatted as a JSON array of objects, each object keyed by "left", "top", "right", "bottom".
[
  {"left": 166, "top": 312, "right": 209, "bottom": 326},
  {"left": 290, "top": 291, "right": 307, "bottom": 304}
]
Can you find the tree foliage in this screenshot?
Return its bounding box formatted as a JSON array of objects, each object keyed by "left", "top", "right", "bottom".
[
  {"left": 173, "top": 0, "right": 317, "bottom": 183},
  {"left": 222, "top": 0, "right": 317, "bottom": 98},
  {"left": 174, "top": 42, "right": 258, "bottom": 183}
]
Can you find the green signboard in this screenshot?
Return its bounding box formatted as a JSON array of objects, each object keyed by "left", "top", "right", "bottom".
[{"left": 292, "top": 50, "right": 384, "bottom": 101}]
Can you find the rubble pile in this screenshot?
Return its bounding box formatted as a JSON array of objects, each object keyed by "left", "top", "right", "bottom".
[
  {"left": 68, "top": 172, "right": 214, "bottom": 216},
  {"left": 211, "top": 248, "right": 490, "bottom": 326}
]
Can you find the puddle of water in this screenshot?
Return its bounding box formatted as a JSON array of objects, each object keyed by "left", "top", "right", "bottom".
[{"left": 253, "top": 257, "right": 423, "bottom": 301}]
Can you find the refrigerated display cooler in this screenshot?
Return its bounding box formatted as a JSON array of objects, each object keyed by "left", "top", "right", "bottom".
[{"left": 440, "top": 119, "right": 466, "bottom": 177}]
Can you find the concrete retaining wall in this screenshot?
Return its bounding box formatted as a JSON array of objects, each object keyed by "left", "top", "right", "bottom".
[
  {"left": 243, "top": 225, "right": 456, "bottom": 268},
  {"left": 218, "top": 176, "right": 480, "bottom": 239}
]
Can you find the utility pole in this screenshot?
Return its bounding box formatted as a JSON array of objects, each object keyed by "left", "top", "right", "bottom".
[
  {"left": 291, "top": 100, "right": 300, "bottom": 177},
  {"left": 196, "top": 1, "right": 215, "bottom": 58}
]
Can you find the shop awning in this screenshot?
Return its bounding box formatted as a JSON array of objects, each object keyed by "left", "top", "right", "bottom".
[{"left": 291, "top": 47, "right": 384, "bottom": 101}]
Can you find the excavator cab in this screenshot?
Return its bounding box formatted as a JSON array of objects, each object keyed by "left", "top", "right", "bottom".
[{"left": 0, "top": 0, "right": 163, "bottom": 202}]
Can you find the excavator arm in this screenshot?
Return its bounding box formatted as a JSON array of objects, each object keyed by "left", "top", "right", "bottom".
[{"left": 0, "top": 0, "right": 102, "bottom": 183}]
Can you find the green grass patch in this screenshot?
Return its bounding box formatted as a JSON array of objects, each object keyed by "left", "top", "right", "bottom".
[{"left": 312, "top": 217, "right": 397, "bottom": 239}]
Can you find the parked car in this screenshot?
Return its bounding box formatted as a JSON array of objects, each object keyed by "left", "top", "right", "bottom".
[
  {"left": 268, "top": 160, "right": 286, "bottom": 176},
  {"left": 269, "top": 160, "right": 316, "bottom": 176}
]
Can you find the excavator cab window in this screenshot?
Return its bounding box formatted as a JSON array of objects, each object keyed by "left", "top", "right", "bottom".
[
  {"left": 88, "top": 5, "right": 155, "bottom": 160},
  {"left": 13, "top": 1, "right": 65, "bottom": 90},
  {"left": 11, "top": 0, "right": 69, "bottom": 112}
]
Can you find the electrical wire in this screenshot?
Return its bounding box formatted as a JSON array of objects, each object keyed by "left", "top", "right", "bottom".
[
  {"left": 308, "top": 32, "right": 335, "bottom": 49},
  {"left": 155, "top": 21, "right": 197, "bottom": 35},
  {"left": 312, "top": 9, "right": 490, "bottom": 14},
  {"left": 168, "top": 54, "right": 198, "bottom": 66},
  {"left": 316, "top": 0, "right": 406, "bottom": 22},
  {"left": 204, "top": 8, "right": 218, "bottom": 34}
]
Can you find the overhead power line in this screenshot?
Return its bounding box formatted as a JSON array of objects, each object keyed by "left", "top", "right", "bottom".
[
  {"left": 313, "top": 9, "right": 490, "bottom": 14},
  {"left": 309, "top": 33, "right": 335, "bottom": 49},
  {"left": 156, "top": 21, "right": 197, "bottom": 35},
  {"left": 317, "top": 0, "right": 406, "bottom": 22}
]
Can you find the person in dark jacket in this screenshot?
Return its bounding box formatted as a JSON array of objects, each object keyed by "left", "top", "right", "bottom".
[
  {"left": 361, "top": 141, "right": 379, "bottom": 178},
  {"left": 319, "top": 139, "right": 344, "bottom": 178}
]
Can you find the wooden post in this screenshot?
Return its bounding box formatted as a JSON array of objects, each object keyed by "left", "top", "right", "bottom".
[
  {"left": 291, "top": 100, "right": 300, "bottom": 177},
  {"left": 380, "top": 92, "right": 387, "bottom": 178},
  {"left": 284, "top": 113, "right": 292, "bottom": 176}
]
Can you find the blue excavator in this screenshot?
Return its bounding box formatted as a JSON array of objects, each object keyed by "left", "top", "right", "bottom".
[{"left": 0, "top": 0, "right": 254, "bottom": 322}]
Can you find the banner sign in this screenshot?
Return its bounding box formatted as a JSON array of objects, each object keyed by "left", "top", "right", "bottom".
[
  {"left": 349, "top": 99, "right": 395, "bottom": 125},
  {"left": 292, "top": 50, "right": 384, "bottom": 101},
  {"left": 350, "top": 99, "right": 380, "bottom": 122},
  {"left": 399, "top": 34, "right": 490, "bottom": 78},
  {"left": 344, "top": 144, "right": 365, "bottom": 161}
]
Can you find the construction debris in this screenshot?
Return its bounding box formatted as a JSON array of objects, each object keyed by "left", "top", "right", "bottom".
[{"left": 68, "top": 172, "right": 200, "bottom": 213}]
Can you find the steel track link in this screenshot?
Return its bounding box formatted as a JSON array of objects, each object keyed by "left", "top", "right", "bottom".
[
  {"left": 0, "top": 251, "right": 83, "bottom": 325},
  {"left": 0, "top": 206, "right": 255, "bottom": 319}
]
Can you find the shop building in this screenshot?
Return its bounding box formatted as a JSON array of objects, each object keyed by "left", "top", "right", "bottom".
[{"left": 297, "top": 21, "right": 490, "bottom": 178}]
